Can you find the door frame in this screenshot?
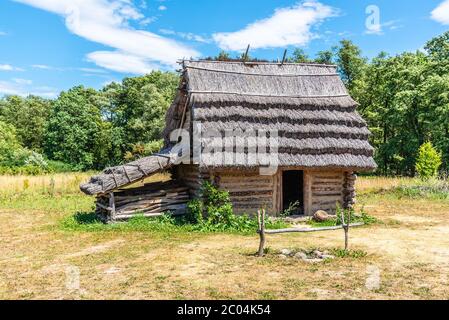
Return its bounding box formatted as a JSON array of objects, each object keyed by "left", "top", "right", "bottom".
[{"left": 280, "top": 169, "right": 306, "bottom": 215}]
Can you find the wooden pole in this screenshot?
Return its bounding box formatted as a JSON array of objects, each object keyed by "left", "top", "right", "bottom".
[
  {"left": 341, "top": 208, "right": 351, "bottom": 251},
  {"left": 109, "top": 192, "right": 116, "bottom": 223},
  {"left": 281, "top": 49, "right": 288, "bottom": 65},
  {"left": 263, "top": 223, "right": 364, "bottom": 234},
  {"left": 257, "top": 209, "right": 266, "bottom": 257},
  {"left": 244, "top": 45, "right": 250, "bottom": 62}
]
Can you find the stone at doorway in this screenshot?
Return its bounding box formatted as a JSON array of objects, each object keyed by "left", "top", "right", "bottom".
[{"left": 313, "top": 210, "right": 333, "bottom": 222}]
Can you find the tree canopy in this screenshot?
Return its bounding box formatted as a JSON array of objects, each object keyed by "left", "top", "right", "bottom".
[{"left": 0, "top": 32, "right": 448, "bottom": 176}]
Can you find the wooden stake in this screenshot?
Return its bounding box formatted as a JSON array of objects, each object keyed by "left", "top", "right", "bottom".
[
  {"left": 341, "top": 208, "right": 350, "bottom": 251},
  {"left": 243, "top": 45, "right": 250, "bottom": 62},
  {"left": 281, "top": 49, "right": 288, "bottom": 65},
  {"left": 109, "top": 192, "right": 116, "bottom": 223},
  {"left": 257, "top": 209, "right": 266, "bottom": 257}
]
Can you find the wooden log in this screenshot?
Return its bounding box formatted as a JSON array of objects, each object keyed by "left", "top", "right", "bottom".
[
  {"left": 257, "top": 209, "right": 266, "bottom": 257},
  {"left": 262, "top": 223, "right": 364, "bottom": 234},
  {"left": 113, "top": 210, "right": 186, "bottom": 220},
  {"left": 96, "top": 202, "right": 113, "bottom": 212},
  {"left": 109, "top": 192, "right": 116, "bottom": 221}
]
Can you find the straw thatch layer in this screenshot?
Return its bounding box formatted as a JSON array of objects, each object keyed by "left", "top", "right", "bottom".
[
  {"left": 200, "top": 153, "right": 377, "bottom": 169},
  {"left": 80, "top": 147, "right": 180, "bottom": 196},
  {"left": 178, "top": 61, "right": 376, "bottom": 171}
]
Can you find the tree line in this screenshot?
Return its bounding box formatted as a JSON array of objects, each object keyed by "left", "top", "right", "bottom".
[
  {"left": 0, "top": 32, "right": 448, "bottom": 176},
  {"left": 0, "top": 72, "right": 179, "bottom": 173}
]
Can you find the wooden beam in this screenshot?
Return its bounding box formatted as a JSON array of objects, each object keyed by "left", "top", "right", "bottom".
[{"left": 261, "top": 223, "right": 364, "bottom": 235}]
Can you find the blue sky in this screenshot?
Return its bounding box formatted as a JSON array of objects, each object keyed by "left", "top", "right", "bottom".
[{"left": 0, "top": 0, "right": 448, "bottom": 98}]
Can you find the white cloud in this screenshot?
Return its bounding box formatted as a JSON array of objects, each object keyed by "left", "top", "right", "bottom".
[
  {"left": 78, "top": 67, "right": 108, "bottom": 74},
  {"left": 0, "top": 64, "right": 14, "bottom": 71},
  {"left": 13, "top": 78, "right": 33, "bottom": 85},
  {"left": 87, "top": 51, "right": 159, "bottom": 74},
  {"left": 158, "top": 5, "right": 167, "bottom": 11},
  {"left": 0, "top": 31, "right": 7, "bottom": 36},
  {"left": 32, "top": 64, "right": 59, "bottom": 70},
  {"left": 365, "top": 20, "right": 401, "bottom": 35},
  {"left": 0, "top": 80, "right": 57, "bottom": 98},
  {"left": 0, "top": 64, "right": 24, "bottom": 71},
  {"left": 159, "top": 29, "right": 210, "bottom": 43},
  {"left": 14, "top": 0, "right": 199, "bottom": 73},
  {"left": 212, "top": 1, "right": 337, "bottom": 51},
  {"left": 0, "top": 81, "right": 21, "bottom": 95},
  {"left": 432, "top": 0, "right": 449, "bottom": 25}
]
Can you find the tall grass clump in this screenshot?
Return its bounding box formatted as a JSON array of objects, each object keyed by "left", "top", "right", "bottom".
[{"left": 391, "top": 178, "right": 449, "bottom": 200}]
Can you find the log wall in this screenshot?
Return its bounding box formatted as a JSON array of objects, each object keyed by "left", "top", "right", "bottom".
[
  {"left": 174, "top": 166, "right": 355, "bottom": 217},
  {"left": 175, "top": 164, "right": 210, "bottom": 198},
  {"left": 214, "top": 169, "right": 278, "bottom": 215},
  {"left": 343, "top": 172, "right": 357, "bottom": 209},
  {"left": 303, "top": 170, "right": 345, "bottom": 215},
  {"left": 95, "top": 180, "right": 189, "bottom": 223}
]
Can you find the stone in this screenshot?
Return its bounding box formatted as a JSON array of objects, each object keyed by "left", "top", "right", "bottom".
[
  {"left": 313, "top": 210, "right": 333, "bottom": 222},
  {"left": 278, "top": 254, "right": 288, "bottom": 260},
  {"left": 321, "top": 254, "right": 335, "bottom": 260},
  {"left": 280, "top": 249, "right": 293, "bottom": 256},
  {"left": 304, "top": 258, "right": 324, "bottom": 264},
  {"left": 294, "top": 252, "right": 308, "bottom": 260},
  {"left": 313, "top": 250, "right": 323, "bottom": 258}
]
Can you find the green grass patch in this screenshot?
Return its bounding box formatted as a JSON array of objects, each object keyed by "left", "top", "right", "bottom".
[
  {"left": 306, "top": 210, "right": 379, "bottom": 228},
  {"left": 330, "top": 248, "right": 368, "bottom": 259},
  {"left": 364, "top": 179, "right": 449, "bottom": 201},
  {"left": 60, "top": 212, "right": 289, "bottom": 235}
]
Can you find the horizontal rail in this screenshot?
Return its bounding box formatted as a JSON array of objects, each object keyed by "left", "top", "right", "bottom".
[{"left": 260, "top": 223, "right": 365, "bottom": 235}]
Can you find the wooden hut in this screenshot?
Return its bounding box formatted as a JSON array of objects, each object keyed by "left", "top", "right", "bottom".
[{"left": 80, "top": 60, "right": 376, "bottom": 222}]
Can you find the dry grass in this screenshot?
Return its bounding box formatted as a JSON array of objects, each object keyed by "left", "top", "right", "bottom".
[
  {"left": 0, "top": 173, "right": 170, "bottom": 195},
  {"left": 356, "top": 176, "right": 420, "bottom": 194},
  {"left": 0, "top": 174, "right": 448, "bottom": 300}
]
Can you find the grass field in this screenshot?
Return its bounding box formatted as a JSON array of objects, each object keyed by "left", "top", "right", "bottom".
[{"left": 0, "top": 174, "right": 448, "bottom": 299}]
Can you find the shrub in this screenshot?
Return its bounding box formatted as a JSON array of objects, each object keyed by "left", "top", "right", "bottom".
[
  {"left": 184, "top": 182, "right": 288, "bottom": 233},
  {"left": 186, "top": 199, "right": 204, "bottom": 224},
  {"left": 415, "top": 142, "right": 442, "bottom": 180},
  {"left": 24, "top": 151, "right": 48, "bottom": 167}
]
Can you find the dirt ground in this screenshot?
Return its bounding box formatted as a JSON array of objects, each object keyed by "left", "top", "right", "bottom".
[{"left": 0, "top": 179, "right": 449, "bottom": 299}]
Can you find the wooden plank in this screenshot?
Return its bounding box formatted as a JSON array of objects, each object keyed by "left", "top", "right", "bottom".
[
  {"left": 263, "top": 223, "right": 364, "bottom": 234},
  {"left": 303, "top": 170, "right": 312, "bottom": 216}
]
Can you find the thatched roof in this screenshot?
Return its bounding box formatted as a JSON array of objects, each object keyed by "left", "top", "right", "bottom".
[
  {"left": 165, "top": 60, "right": 376, "bottom": 170},
  {"left": 81, "top": 60, "right": 376, "bottom": 195},
  {"left": 80, "top": 147, "right": 181, "bottom": 196}
]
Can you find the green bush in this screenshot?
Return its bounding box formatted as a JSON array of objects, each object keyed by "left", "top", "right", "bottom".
[
  {"left": 415, "top": 142, "right": 442, "bottom": 180},
  {"left": 46, "top": 160, "right": 76, "bottom": 173},
  {"left": 183, "top": 182, "right": 288, "bottom": 233},
  {"left": 186, "top": 199, "right": 204, "bottom": 224}
]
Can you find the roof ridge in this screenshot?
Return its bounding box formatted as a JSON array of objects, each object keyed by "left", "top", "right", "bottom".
[
  {"left": 182, "top": 59, "right": 337, "bottom": 68},
  {"left": 185, "top": 65, "right": 339, "bottom": 77},
  {"left": 189, "top": 91, "right": 349, "bottom": 98}
]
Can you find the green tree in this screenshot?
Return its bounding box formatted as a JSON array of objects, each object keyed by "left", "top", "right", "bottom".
[
  {"left": 290, "top": 48, "right": 310, "bottom": 63},
  {"left": 0, "top": 120, "right": 22, "bottom": 165},
  {"left": 112, "top": 71, "right": 179, "bottom": 159},
  {"left": 216, "top": 51, "right": 231, "bottom": 61},
  {"left": 0, "top": 95, "right": 51, "bottom": 152},
  {"left": 415, "top": 142, "right": 442, "bottom": 180},
  {"left": 425, "top": 31, "right": 449, "bottom": 64},
  {"left": 43, "top": 86, "right": 112, "bottom": 170},
  {"left": 336, "top": 40, "right": 367, "bottom": 93},
  {"left": 314, "top": 50, "right": 335, "bottom": 64}
]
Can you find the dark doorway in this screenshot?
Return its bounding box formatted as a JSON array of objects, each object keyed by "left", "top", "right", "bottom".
[{"left": 282, "top": 170, "right": 304, "bottom": 215}]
